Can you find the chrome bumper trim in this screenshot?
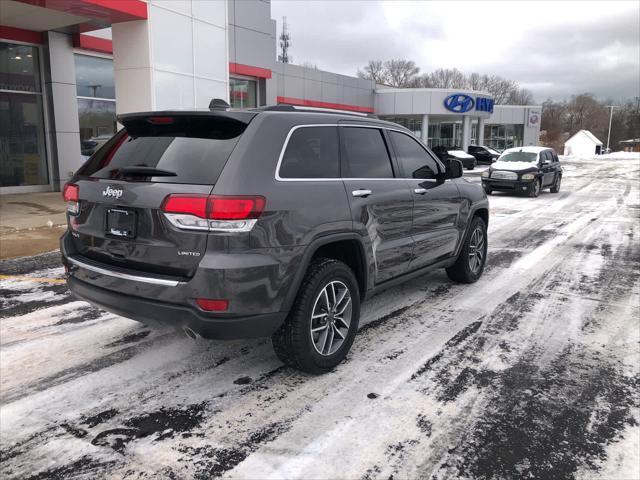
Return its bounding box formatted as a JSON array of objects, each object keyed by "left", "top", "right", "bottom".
[{"left": 67, "top": 256, "right": 181, "bottom": 287}]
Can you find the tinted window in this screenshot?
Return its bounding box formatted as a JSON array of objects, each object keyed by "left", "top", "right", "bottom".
[
  {"left": 341, "top": 127, "right": 394, "bottom": 178},
  {"left": 77, "top": 116, "right": 246, "bottom": 185},
  {"left": 552, "top": 151, "right": 559, "bottom": 162},
  {"left": 279, "top": 126, "right": 339, "bottom": 178},
  {"left": 469, "top": 146, "right": 480, "bottom": 152},
  {"left": 389, "top": 131, "right": 439, "bottom": 179}
]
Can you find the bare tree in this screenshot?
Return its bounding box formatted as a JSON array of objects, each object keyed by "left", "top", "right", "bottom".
[
  {"left": 357, "top": 60, "right": 388, "bottom": 85},
  {"left": 425, "top": 68, "right": 466, "bottom": 89},
  {"left": 507, "top": 88, "right": 534, "bottom": 105},
  {"left": 357, "top": 60, "right": 535, "bottom": 105},
  {"left": 384, "top": 59, "right": 420, "bottom": 87}
]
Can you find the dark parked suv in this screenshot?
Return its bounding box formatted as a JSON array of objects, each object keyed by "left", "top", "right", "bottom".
[
  {"left": 61, "top": 104, "right": 489, "bottom": 373},
  {"left": 481, "top": 146, "right": 562, "bottom": 197},
  {"left": 468, "top": 145, "right": 500, "bottom": 164}
]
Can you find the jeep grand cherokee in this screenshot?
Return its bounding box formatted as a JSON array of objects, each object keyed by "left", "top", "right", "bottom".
[{"left": 61, "top": 104, "right": 489, "bottom": 373}]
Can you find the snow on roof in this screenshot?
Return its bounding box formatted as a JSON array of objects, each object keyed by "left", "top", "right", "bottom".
[
  {"left": 565, "top": 130, "right": 603, "bottom": 145},
  {"left": 502, "top": 146, "right": 550, "bottom": 154},
  {"left": 619, "top": 138, "right": 640, "bottom": 144}
]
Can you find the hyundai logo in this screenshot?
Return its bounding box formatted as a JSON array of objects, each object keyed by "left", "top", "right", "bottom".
[
  {"left": 444, "top": 94, "right": 475, "bottom": 113},
  {"left": 102, "top": 186, "right": 123, "bottom": 199}
]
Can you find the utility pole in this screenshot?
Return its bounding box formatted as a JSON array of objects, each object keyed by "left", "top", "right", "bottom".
[
  {"left": 278, "top": 16, "right": 291, "bottom": 64},
  {"left": 606, "top": 105, "right": 617, "bottom": 152}
]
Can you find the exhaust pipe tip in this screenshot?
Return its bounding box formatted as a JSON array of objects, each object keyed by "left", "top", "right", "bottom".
[{"left": 183, "top": 326, "right": 199, "bottom": 340}]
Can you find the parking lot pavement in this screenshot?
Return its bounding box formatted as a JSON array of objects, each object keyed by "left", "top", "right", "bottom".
[{"left": 1, "top": 155, "right": 639, "bottom": 479}]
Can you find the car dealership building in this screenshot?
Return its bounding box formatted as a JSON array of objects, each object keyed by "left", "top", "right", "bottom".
[{"left": 0, "top": 0, "right": 542, "bottom": 194}]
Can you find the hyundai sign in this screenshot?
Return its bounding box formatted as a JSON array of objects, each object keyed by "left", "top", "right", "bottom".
[{"left": 444, "top": 94, "right": 494, "bottom": 114}]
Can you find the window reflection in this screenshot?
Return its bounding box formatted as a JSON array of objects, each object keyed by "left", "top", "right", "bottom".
[
  {"left": 229, "top": 78, "right": 257, "bottom": 108},
  {"left": 74, "top": 54, "right": 115, "bottom": 99},
  {"left": 75, "top": 55, "right": 117, "bottom": 159}
]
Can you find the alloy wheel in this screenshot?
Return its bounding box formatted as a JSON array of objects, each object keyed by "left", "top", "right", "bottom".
[
  {"left": 468, "top": 226, "right": 486, "bottom": 274},
  {"left": 310, "top": 280, "right": 352, "bottom": 356}
]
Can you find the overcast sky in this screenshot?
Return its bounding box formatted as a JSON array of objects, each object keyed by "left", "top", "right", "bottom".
[{"left": 271, "top": 0, "right": 640, "bottom": 102}]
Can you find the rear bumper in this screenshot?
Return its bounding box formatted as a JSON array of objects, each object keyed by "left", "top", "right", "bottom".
[
  {"left": 482, "top": 178, "right": 534, "bottom": 193},
  {"left": 67, "top": 275, "right": 285, "bottom": 339},
  {"left": 60, "top": 230, "right": 299, "bottom": 339}
]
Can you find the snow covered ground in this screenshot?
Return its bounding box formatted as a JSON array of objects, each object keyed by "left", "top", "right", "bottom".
[{"left": 1, "top": 154, "right": 639, "bottom": 479}]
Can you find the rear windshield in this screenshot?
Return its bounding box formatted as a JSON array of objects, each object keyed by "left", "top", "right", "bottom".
[
  {"left": 498, "top": 151, "right": 538, "bottom": 163},
  {"left": 76, "top": 116, "right": 247, "bottom": 184}
]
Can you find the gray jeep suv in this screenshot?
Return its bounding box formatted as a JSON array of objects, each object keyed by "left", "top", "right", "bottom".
[{"left": 61, "top": 104, "right": 489, "bottom": 373}]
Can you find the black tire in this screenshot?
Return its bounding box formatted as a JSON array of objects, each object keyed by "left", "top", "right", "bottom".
[
  {"left": 550, "top": 174, "right": 561, "bottom": 193},
  {"left": 271, "top": 258, "right": 360, "bottom": 374},
  {"left": 446, "top": 216, "right": 487, "bottom": 284},
  {"left": 528, "top": 178, "right": 541, "bottom": 197}
]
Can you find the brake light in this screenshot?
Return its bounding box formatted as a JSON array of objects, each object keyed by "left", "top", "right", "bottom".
[
  {"left": 161, "top": 194, "right": 265, "bottom": 232},
  {"left": 196, "top": 298, "right": 229, "bottom": 312},
  {"left": 146, "top": 116, "right": 174, "bottom": 124},
  {"left": 63, "top": 183, "right": 79, "bottom": 202},
  {"left": 162, "top": 195, "right": 208, "bottom": 218},
  {"left": 63, "top": 183, "right": 80, "bottom": 215}
]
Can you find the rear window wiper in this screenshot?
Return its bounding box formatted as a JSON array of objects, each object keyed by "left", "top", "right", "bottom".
[{"left": 116, "top": 166, "right": 177, "bottom": 177}]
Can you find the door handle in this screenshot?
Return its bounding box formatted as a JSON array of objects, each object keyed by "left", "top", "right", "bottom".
[
  {"left": 414, "top": 188, "right": 428, "bottom": 194},
  {"left": 352, "top": 189, "right": 372, "bottom": 198}
]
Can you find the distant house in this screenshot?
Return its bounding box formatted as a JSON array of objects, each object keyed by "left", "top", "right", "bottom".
[
  {"left": 563, "top": 130, "right": 603, "bottom": 156},
  {"left": 619, "top": 138, "right": 640, "bottom": 152}
]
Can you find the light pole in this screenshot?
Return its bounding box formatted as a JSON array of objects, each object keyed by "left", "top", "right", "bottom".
[{"left": 606, "top": 105, "right": 617, "bottom": 153}]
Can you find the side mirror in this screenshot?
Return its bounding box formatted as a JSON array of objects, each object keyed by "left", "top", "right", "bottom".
[{"left": 444, "top": 158, "right": 463, "bottom": 179}]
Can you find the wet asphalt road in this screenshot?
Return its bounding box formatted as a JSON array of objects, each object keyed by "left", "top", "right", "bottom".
[{"left": 1, "top": 156, "right": 639, "bottom": 480}]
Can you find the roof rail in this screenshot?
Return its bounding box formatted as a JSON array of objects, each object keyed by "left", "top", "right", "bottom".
[{"left": 260, "top": 104, "right": 377, "bottom": 118}]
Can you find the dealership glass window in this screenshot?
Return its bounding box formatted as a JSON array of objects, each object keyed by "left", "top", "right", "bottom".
[
  {"left": 74, "top": 54, "right": 117, "bottom": 158},
  {"left": 484, "top": 124, "right": 523, "bottom": 150},
  {"left": 379, "top": 116, "right": 422, "bottom": 138},
  {"left": 0, "top": 42, "right": 48, "bottom": 187},
  {"left": 74, "top": 54, "right": 115, "bottom": 99},
  {"left": 229, "top": 77, "right": 257, "bottom": 109}
]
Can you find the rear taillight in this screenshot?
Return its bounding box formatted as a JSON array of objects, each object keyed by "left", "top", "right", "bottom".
[
  {"left": 161, "top": 194, "right": 265, "bottom": 232},
  {"left": 63, "top": 183, "right": 79, "bottom": 215}
]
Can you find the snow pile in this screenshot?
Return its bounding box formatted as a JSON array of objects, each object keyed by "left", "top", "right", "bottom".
[
  {"left": 596, "top": 151, "right": 640, "bottom": 160},
  {"left": 560, "top": 151, "right": 640, "bottom": 162}
]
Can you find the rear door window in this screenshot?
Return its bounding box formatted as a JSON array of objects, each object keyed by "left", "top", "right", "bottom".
[
  {"left": 77, "top": 116, "right": 247, "bottom": 185},
  {"left": 389, "top": 130, "right": 439, "bottom": 179},
  {"left": 279, "top": 126, "right": 339, "bottom": 178},
  {"left": 341, "top": 127, "right": 394, "bottom": 178}
]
